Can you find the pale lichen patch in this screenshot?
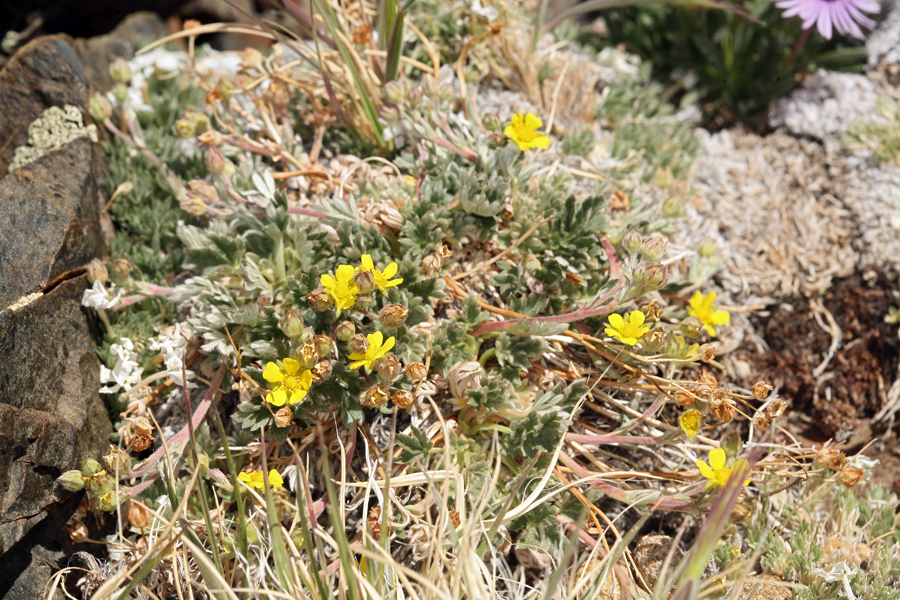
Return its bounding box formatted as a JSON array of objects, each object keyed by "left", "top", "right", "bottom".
[{"left": 8, "top": 105, "right": 99, "bottom": 172}]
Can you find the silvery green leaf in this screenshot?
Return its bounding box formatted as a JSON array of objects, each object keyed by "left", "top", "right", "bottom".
[{"left": 506, "top": 319, "right": 570, "bottom": 337}]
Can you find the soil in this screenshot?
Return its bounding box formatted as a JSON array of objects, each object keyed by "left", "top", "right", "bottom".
[{"left": 734, "top": 274, "right": 900, "bottom": 492}]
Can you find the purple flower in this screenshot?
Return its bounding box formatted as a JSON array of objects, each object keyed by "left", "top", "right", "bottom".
[{"left": 775, "top": 0, "right": 880, "bottom": 40}]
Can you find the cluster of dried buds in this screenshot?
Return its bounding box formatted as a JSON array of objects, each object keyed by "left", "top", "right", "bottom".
[
  {"left": 816, "top": 445, "right": 865, "bottom": 487},
  {"left": 119, "top": 417, "right": 155, "bottom": 452},
  {"left": 675, "top": 371, "right": 737, "bottom": 423}
]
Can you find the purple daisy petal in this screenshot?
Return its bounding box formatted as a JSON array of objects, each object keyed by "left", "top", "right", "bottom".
[{"left": 778, "top": 0, "right": 880, "bottom": 40}]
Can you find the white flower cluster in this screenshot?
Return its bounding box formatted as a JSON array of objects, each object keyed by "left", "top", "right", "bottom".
[
  {"left": 100, "top": 338, "right": 144, "bottom": 394},
  {"left": 150, "top": 325, "right": 195, "bottom": 388},
  {"left": 82, "top": 280, "right": 123, "bottom": 310}
]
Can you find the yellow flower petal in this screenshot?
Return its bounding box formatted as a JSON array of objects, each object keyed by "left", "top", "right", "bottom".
[
  {"left": 336, "top": 264, "right": 356, "bottom": 283},
  {"left": 630, "top": 310, "right": 646, "bottom": 327},
  {"left": 361, "top": 254, "right": 374, "bottom": 271},
  {"left": 689, "top": 290, "right": 703, "bottom": 311},
  {"left": 368, "top": 331, "right": 384, "bottom": 348},
  {"left": 710, "top": 310, "right": 731, "bottom": 325},
  {"left": 608, "top": 313, "right": 624, "bottom": 328},
  {"left": 268, "top": 388, "right": 287, "bottom": 407},
  {"left": 289, "top": 389, "right": 307, "bottom": 405},
  {"left": 524, "top": 112, "right": 543, "bottom": 129},
  {"left": 696, "top": 460, "right": 714, "bottom": 479},
  {"left": 321, "top": 274, "right": 336, "bottom": 289},
  {"left": 263, "top": 362, "right": 284, "bottom": 383},
  {"left": 349, "top": 359, "right": 367, "bottom": 370},
  {"left": 268, "top": 469, "right": 284, "bottom": 489},
  {"left": 382, "top": 262, "right": 398, "bottom": 278},
  {"left": 376, "top": 336, "right": 395, "bottom": 358},
  {"left": 299, "top": 370, "right": 313, "bottom": 388},
  {"left": 282, "top": 357, "right": 301, "bottom": 374},
  {"left": 709, "top": 448, "right": 727, "bottom": 471}
]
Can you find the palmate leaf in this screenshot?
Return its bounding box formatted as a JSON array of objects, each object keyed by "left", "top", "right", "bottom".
[{"left": 396, "top": 425, "right": 433, "bottom": 464}]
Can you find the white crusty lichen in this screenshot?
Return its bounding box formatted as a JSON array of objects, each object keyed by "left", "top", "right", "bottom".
[{"left": 8, "top": 104, "right": 98, "bottom": 172}]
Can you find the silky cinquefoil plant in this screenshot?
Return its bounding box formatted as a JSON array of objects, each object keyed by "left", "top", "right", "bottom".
[{"left": 51, "top": 5, "right": 891, "bottom": 599}]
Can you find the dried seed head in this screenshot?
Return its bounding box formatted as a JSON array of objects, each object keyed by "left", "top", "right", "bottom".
[
  {"left": 87, "top": 258, "right": 108, "bottom": 284},
  {"left": 699, "top": 343, "right": 716, "bottom": 363},
  {"left": 379, "top": 304, "right": 409, "bottom": 328},
  {"left": 312, "top": 359, "right": 333, "bottom": 381},
  {"left": 133, "top": 418, "right": 153, "bottom": 438},
  {"left": 680, "top": 316, "right": 704, "bottom": 338},
  {"left": 449, "top": 509, "right": 461, "bottom": 528},
  {"left": 129, "top": 502, "right": 151, "bottom": 529},
  {"left": 307, "top": 288, "right": 331, "bottom": 311},
  {"left": 406, "top": 362, "right": 428, "bottom": 381},
  {"left": 391, "top": 389, "right": 415, "bottom": 409},
  {"left": 348, "top": 333, "right": 370, "bottom": 355},
  {"left": 839, "top": 467, "right": 864, "bottom": 487},
  {"left": 131, "top": 435, "right": 154, "bottom": 452},
  {"left": 352, "top": 23, "right": 372, "bottom": 45},
  {"left": 368, "top": 506, "right": 381, "bottom": 539},
  {"left": 66, "top": 520, "right": 89, "bottom": 543},
  {"left": 103, "top": 445, "right": 132, "bottom": 474},
  {"left": 699, "top": 371, "right": 718, "bottom": 388},
  {"left": 640, "top": 301, "right": 661, "bottom": 322},
  {"left": 710, "top": 395, "right": 735, "bottom": 423},
  {"left": 766, "top": 399, "right": 787, "bottom": 419},
  {"left": 298, "top": 341, "right": 318, "bottom": 368},
  {"left": 675, "top": 388, "right": 697, "bottom": 408},
  {"left": 610, "top": 189, "right": 630, "bottom": 212},
  {"left": 274, "top": 406, "right": 292, "bottom": 428},
  {"left": 436, "top": 243, "right": 452, "bottom": 259},
  {"left": 752, "top": 381, "right": 774, "bottom": 400},
  {"left": 816, "top": 447, "right": 847, "bottom": 471},
  {"left": 359, "top": 385, "right": 389, "bottom": 409},
  {"left": 752, "top": 412, "right": 773, "bottom": 432}
]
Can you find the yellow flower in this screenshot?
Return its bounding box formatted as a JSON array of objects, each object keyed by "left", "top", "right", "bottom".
[
  {"left": 358, "top": 254, "right": 403, "bottom": 293},
  {"left": 687, "top": 291, "right": 731, "bottom": 337},
  {"left": 321, "top": 265, "right": 359, "bottom": 315},
  {"left": 604, "top": 310, "right": 651, "bottom": 346},
  {"left": 504, "top": 112, "right": 551, "bottom": 152},
  {"left": 696, "top": 448, "right": 750, "bottom": 491},
  {"left": 679, "top": 410, "right": 702, "bottom": 441},
  {"left": 238, "top": 469, "right": 283, "bottom": 490},
  {"left": 348, "top": 331, "right": 395, "bottom": 373},
  {"left": 263, "top": 358, "right": 313, "bottom": 406}
]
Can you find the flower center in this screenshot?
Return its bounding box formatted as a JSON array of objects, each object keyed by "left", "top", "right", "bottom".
[
  {"left": 618, "top": 323, "right": 643, "bottom": 337},
  {"left": 283, "top": 376, "right": 299, "bottom": 391}
]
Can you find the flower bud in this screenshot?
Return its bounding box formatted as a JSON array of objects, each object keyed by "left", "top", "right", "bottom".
[
  {"left": 641, "top": 236, "right": 668, "bottom": 262},
  {"left": 359, "top": 385, "right": 389, "bottom": 408},
  {"left": 348, "top": 333, "right": 369, "bottom": 355},
  {"left": 353, "top": 269, "right": 375, "bottom": 295},
  {"left": 82, "top": 459, "right": 103, "bottom": 478},
  {"left": 663, "top": 196, "right": 685, "bottom": 218},
  {"left": 622, "top": 230, "right": 642, "bottom": 254},
  {"left": 654, "top": 167, "right": 674, "bottom": 189},
  {"left": 482, "top": 112, "right": 501, "bottom": 132},
  {"left": 97, "top": 490, "right": 126, "bottom": 513},
  {"left": 406, "top": 86, "right": 423, "bottom": 105},
  {"left": 312, "top": 359, "right": 333, "bottom": 381},
  {"left": 421, "top": 74, "right": 439, "bottom": 97},
  {"left": 377, "top": 353, "right": 403, "bottom": 384},
  {"left": 279, "top": 310, "right": 304, "bottom": 339},
  {"left": 639, "top": 264, "right": 670, "bottom": 290},
  {"left": 315, "top": 334, "right": 332, "bottom": 358},
  {"left": 109, "top": 57, "right": 132, "bottom": 83},
  {"left": 89, "top": 94, "right": 112, "bottom": 122},
  {"left": 381, "top": 105, "right": 400, "bottom": 122},
  {"left": 180, "top": 193, "right": 207, "bottom": 216},
  {"left": 109, "top": 258, "right": 131, "bottom": 285},
  {"left": 307, "top": 288, "right": 331, "bottom": 311},
  {"left": 336, "top": 320, "right": 355, "bottom": 341},
  {"left": 354, "top": 293, "right": 373, "bottom": 309},
  {"left": 87, "top": 258, "right": 108, "bottom": 284},
  {"left": 816, "top": 447, "right": 847, "bottom": 471},
  {"left": 680, "top": 316, "right": 704, "bottom": 338},
  {"left": 839, "top": 467, "right": 864, "bottom": 487},
  {"left": 379, "top": 304, "right": 408, "bottom": 328},
  {"left": 86, "top": 472, "right": 114, "bottom": 497},
  {"left": 174, "top": 118, "right": 195, "bottom": 138},
  {"left": 66, "top": 520, "right": 89, "bottom": 543},
  {"left": 128, "top": 502, "right": 151, "bottom": 529},
  {"left": 274, "top": 406, "right": 292, "bottom": 428},
  {"left": 103, "top": 445, "right": 132, "bottom": 474},
  {"left": 384, "top": 81, "right": 404, "bottom": 104},
  {"left": 406, "top": 362, "right": 427, "bottom": 381},
  {"left": 112, "top": 83, "right": 129, "bottom": 104},
  {"left": 392, "top": 389, "right": 415, "bottom": 409},
  {"left": 184, "top": 110, "right": 210, "bottom": 135},
  {"left": 206, "top": 146, "right": 227, "bottom": 173},
  {"left": 58, "top": 470, "right": 85, "bottom": 492},
  {"left": 752, "top": 381, "right": 773, "bottom": 400}
]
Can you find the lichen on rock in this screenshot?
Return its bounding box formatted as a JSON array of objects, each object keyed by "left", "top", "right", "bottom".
[{"left": 8, "top": 104, "right": 98, "bottom": 172}]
